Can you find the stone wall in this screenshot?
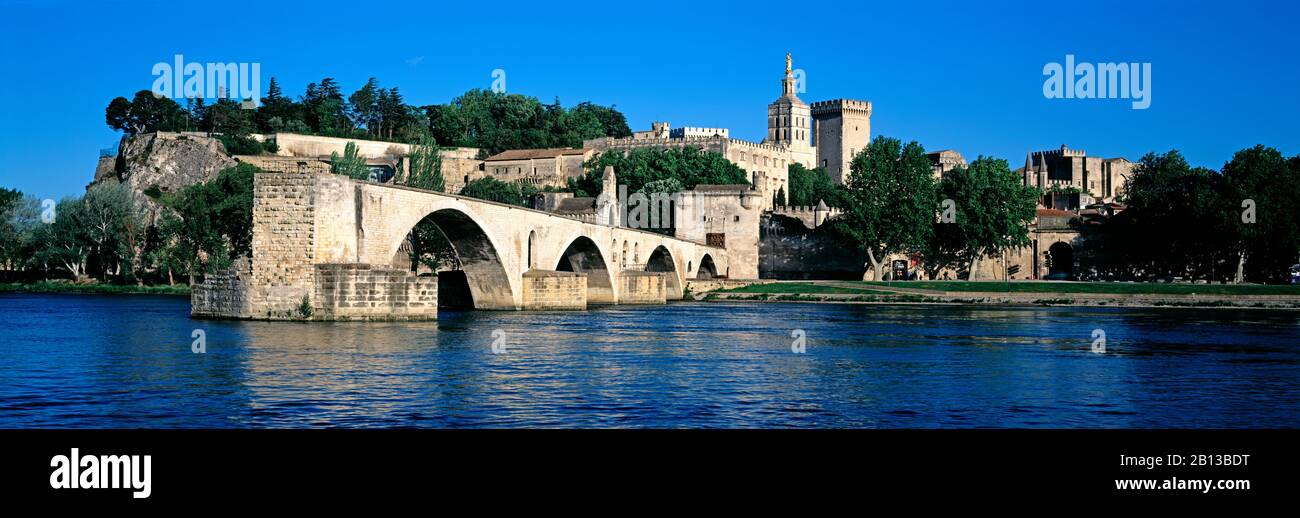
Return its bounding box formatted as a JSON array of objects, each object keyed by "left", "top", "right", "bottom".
[
  {"left": 248, "top": 171, "right": 319, "bottom": 319},
  {"left": 191, "top": 264, "right": 252, "bottom": 319},
  {"left": 618, "top": 271, "right": 667, "bottom": 304},
  {"left": 521, "top": 270, "right": 587, "bottom": 310},
  {"left": 313, "top": 264, "right": 437, "bottom": 321}
]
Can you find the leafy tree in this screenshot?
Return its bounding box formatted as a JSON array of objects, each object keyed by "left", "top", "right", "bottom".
[
  {"left": 81, "top": 182, "right": 143, "bottom": 281},
  {"left": 404, "top": 132, "right": 444, "bottom": 192},
  {"left": 1114, "top": 150, "right": 1236, "bottom": 281},
  {"left": 147, "top": 164, "right": 257, "bottom": 283},
  {"left": 30, "top": 197, "right": 91, "bottom": 279},
  {"left": 426, "top": 89, "right": 630, "bottom": 155},
  {"left": 330, "top": 142, "right": 369, "bottom": 180},
  {"left": 832, "top": 136, "right": 936, "bottom": 281},
  {"left": 303, "top": 78, "right": 350, "bottom": 136},
  {"left": 1221, "top": 145, "right": 1300, "bottom": 283},
  {"left": 0, "top": 189, "right": 40, "bottom": 272},
  {"left": 348, "top": 77, "right": 381, "bottom": 135},
  {"left": 572, "top": 101, "right": 632, "bottom": 138},
  {"left": 105, "top": 90, "right": 191, "bottom": 135},
  {"left": 936, "top": 156, "right": 1040, "bottom": 280},
  {"left": 572, "top": 147, "right": 749, "bottom": 197},
  {"left": 458, "top": 177, "right": 538, "bottom": 207},
  {"left": 203, "top": 98, "right": 256, "bottom": 136},
  {"left": 787, "top": 163, "right": 842, "bottom": 207}
]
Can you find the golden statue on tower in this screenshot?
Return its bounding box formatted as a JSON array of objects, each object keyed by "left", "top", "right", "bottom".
[{"left": 785, "top": 52, "right": 792, "bottom": 74}]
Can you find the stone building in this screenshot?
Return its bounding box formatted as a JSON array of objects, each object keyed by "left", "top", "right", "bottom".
[
  {"left": 584, "top": 54, "right": 872, "bottom": 211},
  {"left": 927, "top": 149, "right": 967, "bottom": 179},
  {"left": 810, "top": 99, "right": 872, "bottom": 184},
  {"left": 672, "top": 185, "right": 764, "bottom": 279},
  {"left": 479, "top": 147, "right": 594, "bottom": 189},
  {"left": 1018, "top": 144, "right": 1133, "bottom": 204}
]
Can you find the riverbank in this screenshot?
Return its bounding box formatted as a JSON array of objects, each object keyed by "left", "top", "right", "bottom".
[
  {"left": 687, "top": 280, "right": 1300, "bottom": 309},
  {"left": 0, "top": 281, "right": 191, "bottom": 296}
]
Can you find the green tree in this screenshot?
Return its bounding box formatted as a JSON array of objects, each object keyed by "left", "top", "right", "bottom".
[
  {"left": 832, "top": 136, "right": 936, "bottom": 281},
  {"left": 459, "top": 177, "right": 538, "bottom": 207},
  {"left": 404, "top": 132, "right": 444, "bottom": 192},
  {"left": 330, "top": 142, "right": 369, "bottom": 180},
  {"left": 303, "top": 78, "right": 350, "bottom": 136},
  {"left": 105, "top": 90, "right": 191, "bottom": 135},
  {"left": 30, "top": 197, "right": 90, "bottom": 279},
  {"left": 938, "top": 156, "right": 1040, "bottom": 280},
  {"left": 786, "top": 163, "right": 842, "bottom": 207},
  {"left": 573, "top": 147, "right": 749, "bottom": 197},
  {"left": 572, "top": 101, "right": 632, "bottom": 138},
  {"left": 81, "top": 183, "right": 143, "bottom": 281},
  {"left": 1221, "top": 145, "right": 1300, "bottom": 283},
  {"left": 147, "top": 164, "right": 257, "bottom": 283},
  {"left": 1118, "top": 150, "right": 1236, "bottom": 281}
]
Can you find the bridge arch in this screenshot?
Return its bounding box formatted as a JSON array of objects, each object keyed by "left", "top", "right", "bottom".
[
  {"left": 554, "top": 235, "right": 615, "bottom": 304},
  {"left": 646, "top": 245, "right": 683, "bottom": 299},
  {"left": 385, "top": 205, "right": 516, "bottom": 310},
  {"left": 696, "top": 253, "right": 718, "bottom": 279}
]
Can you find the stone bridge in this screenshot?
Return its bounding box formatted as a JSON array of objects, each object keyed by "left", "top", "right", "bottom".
[{"left": 192, "top": 170, "right": 730, "bottom": 320}]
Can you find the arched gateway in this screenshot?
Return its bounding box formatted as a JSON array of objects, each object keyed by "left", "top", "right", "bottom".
[{"left": 191, "top": 170, "right": 733, "bottom": 321}]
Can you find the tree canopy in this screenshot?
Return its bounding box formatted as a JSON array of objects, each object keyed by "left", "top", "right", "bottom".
[{"left": 832, "top": 136, "right": 936, "bottom": 281}]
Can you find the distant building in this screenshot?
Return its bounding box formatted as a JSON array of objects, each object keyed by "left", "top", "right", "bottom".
[
  {"left": 1018, "top": 144, "right": 1133, "bottom": 204},
  {"left": 480, "top": 147, "right": 594, "bottom": 189},
  {"left": 927, "top": 149, "right": 967, "bottom": 179}
]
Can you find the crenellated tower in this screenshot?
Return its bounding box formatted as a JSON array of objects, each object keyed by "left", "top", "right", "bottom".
[{"left": 811, "top": 98, "right": 872, "bottom": 185}]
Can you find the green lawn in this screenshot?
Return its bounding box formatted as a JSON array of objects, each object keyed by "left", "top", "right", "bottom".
[
  {"left": 0, "top": 281, "right": 191, "bottom": 296},
  {"left": 857, "top": 280, "right": 1300, "bottom": 295},
  {"left": 715, "top": 282, "right": 880, "bottom": 295}
]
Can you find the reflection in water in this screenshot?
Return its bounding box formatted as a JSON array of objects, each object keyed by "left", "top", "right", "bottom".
[{"left": 1, "top": 294, "right": 1298, "bottom": 428}]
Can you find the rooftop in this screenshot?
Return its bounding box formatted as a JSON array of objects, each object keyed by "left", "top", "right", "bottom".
[{"left": 484, "top": 147, "right": 588, "bottom": 161}]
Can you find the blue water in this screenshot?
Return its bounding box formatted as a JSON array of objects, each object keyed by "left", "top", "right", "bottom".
[{"left": 1, "top": 293, "right": 1298, "bottom": 428}]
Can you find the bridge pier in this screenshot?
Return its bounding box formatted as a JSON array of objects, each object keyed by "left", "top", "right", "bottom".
[
  {"left": 617, "top": 271, "right": 668, "bottom": 304},
  {"left": 521, "top": 270, "right": 587, "bottom": 310}
]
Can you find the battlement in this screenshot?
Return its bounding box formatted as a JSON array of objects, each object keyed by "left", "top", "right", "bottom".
[
  {"left": 726, "top": 138, "right": 783, "bottom": 152},
  {"left": 1034, "top": 144, "right": 1087, "bottom": 158},
  {"left": 772, "top": 204, "right": 841, "bottom": 217},
  {"left": 670, "top": 126, "right": 729, "bottom": 139},
  {"left": 810, "top": 98, "right": 872, "bottom": 116}
]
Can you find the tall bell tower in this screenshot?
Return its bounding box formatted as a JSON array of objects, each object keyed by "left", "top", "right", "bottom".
[{"left": 765, "top": 53, "right": 812, "bottom": 163}]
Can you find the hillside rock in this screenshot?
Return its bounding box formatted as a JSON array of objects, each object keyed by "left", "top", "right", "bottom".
[{"left": 94, "top": 132, "right": 236, "bottom": 195}]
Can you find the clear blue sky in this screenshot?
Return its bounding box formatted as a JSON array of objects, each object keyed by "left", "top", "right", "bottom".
[{"left": 2, "top": 0, "right": 1297, "bottom": 199}]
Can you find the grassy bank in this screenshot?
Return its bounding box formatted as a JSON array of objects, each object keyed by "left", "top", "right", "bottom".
[
  {"left": 713, "top": 282, "right": 881, "bottom": 295},
  {"left": 856, "top": 280, "right": 1300, "bottom": 295},
  {"left": 0, "top": 281, "right": 191, "bottom": 296},
  {"left": 695, "top": 280, "right": 1300, "bottom": 309}
]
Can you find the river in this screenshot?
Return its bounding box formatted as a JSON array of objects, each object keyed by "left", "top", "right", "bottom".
[{"left": 1, "top": 294, "right": 1297, "bottom": 428}]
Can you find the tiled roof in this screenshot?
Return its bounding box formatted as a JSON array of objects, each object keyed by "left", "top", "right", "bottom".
[
  {"left": 553, "top": 197, "right": 596, "bottom": 213},
  {"left": 483, "top": 148, "right": 588, "bottom": 161}
]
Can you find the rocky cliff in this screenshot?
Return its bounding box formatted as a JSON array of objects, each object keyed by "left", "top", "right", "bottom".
[{"left": 92, "top": 132, "right": 237, "bottom": 195}]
